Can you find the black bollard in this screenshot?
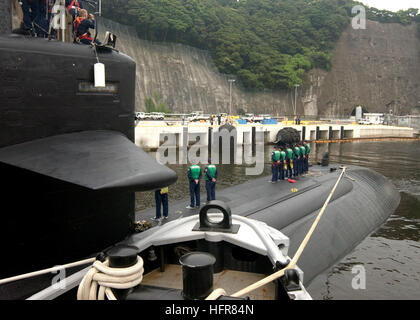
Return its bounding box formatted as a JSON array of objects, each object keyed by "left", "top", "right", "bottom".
[
  {"left": 179, "top": 252, "right": 216, "bottom": 300},
  {"left": 106, "top": 244, "right": 139, "bottom": 300}
]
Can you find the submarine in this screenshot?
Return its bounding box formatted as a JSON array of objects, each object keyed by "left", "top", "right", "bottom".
[{"left": 0, "top": 0, "right": 400, "bottom": 300}]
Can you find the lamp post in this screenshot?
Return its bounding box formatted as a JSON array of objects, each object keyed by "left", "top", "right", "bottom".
[
  {"left": 228, "top": 79, "right": 235, "bottom": 115},
  {"left": 294, "top": 84, "right": 300, "bottom": 117}
]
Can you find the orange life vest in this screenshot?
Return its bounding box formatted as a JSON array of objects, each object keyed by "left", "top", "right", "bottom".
[
  {"left": 73, "top": 16, "right": 83, "bottom": 32},
  {"left": 73, "top": 16, "right": 92, "bottom": 41}
]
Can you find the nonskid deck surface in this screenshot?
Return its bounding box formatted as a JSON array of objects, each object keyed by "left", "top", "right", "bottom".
[{"left": 141, "top": 264, "right": 275, "bottom": 300}]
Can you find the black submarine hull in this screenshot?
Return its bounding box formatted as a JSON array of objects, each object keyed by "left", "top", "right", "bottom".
[
  {"left": 0, "top": 34, "right": 136, "bottom": 147},
  {"left": 132, "top": 164, "right": 400, "bottom": 286},
  {"left": 249, "top": 166, "right": 400, "bottom": 284}
]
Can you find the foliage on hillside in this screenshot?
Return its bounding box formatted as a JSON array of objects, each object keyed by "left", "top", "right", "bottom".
[
  {"left": 145, "top": 93, "right": 170, "bottom": 113},
  {"left": 363, "top": 6, "right": 419, "bottom": 25},
  {"left": 102, "top": 0, "right": 419, "bottom": 90}
]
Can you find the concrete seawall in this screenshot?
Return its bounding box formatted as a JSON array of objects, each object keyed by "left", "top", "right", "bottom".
[{"left": 135, "top": 122, "right": 414, "bottom": 151}]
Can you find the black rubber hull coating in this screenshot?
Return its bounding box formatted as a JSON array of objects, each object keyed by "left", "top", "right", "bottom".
[
  {"left": 230, "top": 166, "right": 400, "bottom": 285},
  {"left": 281, "top": 167, "right": 400, "bottom": 284}
]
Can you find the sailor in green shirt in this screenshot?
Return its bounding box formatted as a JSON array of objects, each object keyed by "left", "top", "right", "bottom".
[
  {"left": 299, "top": 143, "right": 307, "bottom": 175},
  {"left": 271, "top": 145, "right": 281, "bottom": 183},
  {"left": 204, "top": 159, "right": 218, "bottom": 202},
  {"left": 187, "top": 164, "right": 202, "bottom": 209},
  {"left": 293, "top": 144, "right": 301, "bottom": 177},
  {"left": 279, "top": 146, "right": 287, "bottom": 180},
  {"left": 285, "top": 145, "right": 294, "bottom": 179},
  {"left": 303, "top": 141, "right": 310, "bottom": 173}
]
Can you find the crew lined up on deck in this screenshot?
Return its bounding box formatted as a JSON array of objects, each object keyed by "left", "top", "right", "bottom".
[
  {"left": 19, "top": 0, "right": 99, "bottom": 45},
  {"left": 152, "top": 141, "right": 308, "bottom": 221},
  {"left": 271, "top": 141, "right": 310, "bottom": 183}
]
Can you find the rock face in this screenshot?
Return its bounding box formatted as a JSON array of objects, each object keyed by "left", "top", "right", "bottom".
[
  {"left": 103, "top": 17, "right": 420, "bottom": 117},
  {"left": 100, "top": 18, "right": 323, "bottom": 117},
  {"left": 319, "top": 20, "right": 420, "bottom": 116}
]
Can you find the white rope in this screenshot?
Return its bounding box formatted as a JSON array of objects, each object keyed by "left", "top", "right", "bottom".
[
  {"left": 205, "top": 288, "right": 227, "bottom": 301},
  {"left": 0, "top": 257, "right": 96, "bottom": 286},
  {"left": 77, "top": 256, "right": 144, "bottom": 300},
  {"left": 207, "top": 167, "right": 347, "bottom": 299}
]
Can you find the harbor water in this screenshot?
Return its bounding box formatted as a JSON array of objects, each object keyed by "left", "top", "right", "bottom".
[{"left": 135, "top": 140, "right": 420, "bottom": 300}]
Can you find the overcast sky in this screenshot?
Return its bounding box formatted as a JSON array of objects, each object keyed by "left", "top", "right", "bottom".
[{"left": 360, "top": 0, "right": 420, "bottom": 11}]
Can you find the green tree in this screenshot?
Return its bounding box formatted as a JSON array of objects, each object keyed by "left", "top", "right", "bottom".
[
  {"left": 145, "top": 93, "right": 170, "bottom": 113},
  {"left": 101, "top": 0, "right": 419, "bottom": 90}
]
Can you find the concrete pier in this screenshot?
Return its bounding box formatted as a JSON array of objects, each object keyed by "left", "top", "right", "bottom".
[{"left": 135, "top": 121, "right": 414, "bottom": 151}]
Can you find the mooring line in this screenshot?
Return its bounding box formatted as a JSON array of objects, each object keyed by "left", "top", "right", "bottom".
[{"left": 206, "top": 166, "right": 347, "bottom": 300}]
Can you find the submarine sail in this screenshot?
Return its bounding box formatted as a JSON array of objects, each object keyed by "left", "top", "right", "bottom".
[{"left": 0, "top": 1, "right": 177, "bottom": 300}]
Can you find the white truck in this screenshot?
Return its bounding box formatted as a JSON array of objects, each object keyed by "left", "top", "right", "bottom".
[
  {"left": 242, "top": 113, "right": 264, "bottom": 122},
  {"left": 135, "top": 112, "right": 146, "bottom": 120},
  {"left": 241, "top": 113, "right": 254, "bottom": 122},
  {"left": 187, "top": 111, "right": 210, "bottom": 122},
  {"left": 150, "top": 112, "right": 165, "bottom": 120}
]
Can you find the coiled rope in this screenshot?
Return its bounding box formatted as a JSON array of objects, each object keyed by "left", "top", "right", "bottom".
[
  {"left": 206, "top": 166, "right": 347, "bottom": 300},
  {"left": 77, "top": 256, "right": 144, "bottom": 300}
]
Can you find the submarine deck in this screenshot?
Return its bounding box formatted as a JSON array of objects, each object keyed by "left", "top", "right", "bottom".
[
  {"left": 140, "top": 264, "right": 275, "bottom": 300},
  {"left": 134, "top": 164, "right": 400, "bottom": 284}
]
